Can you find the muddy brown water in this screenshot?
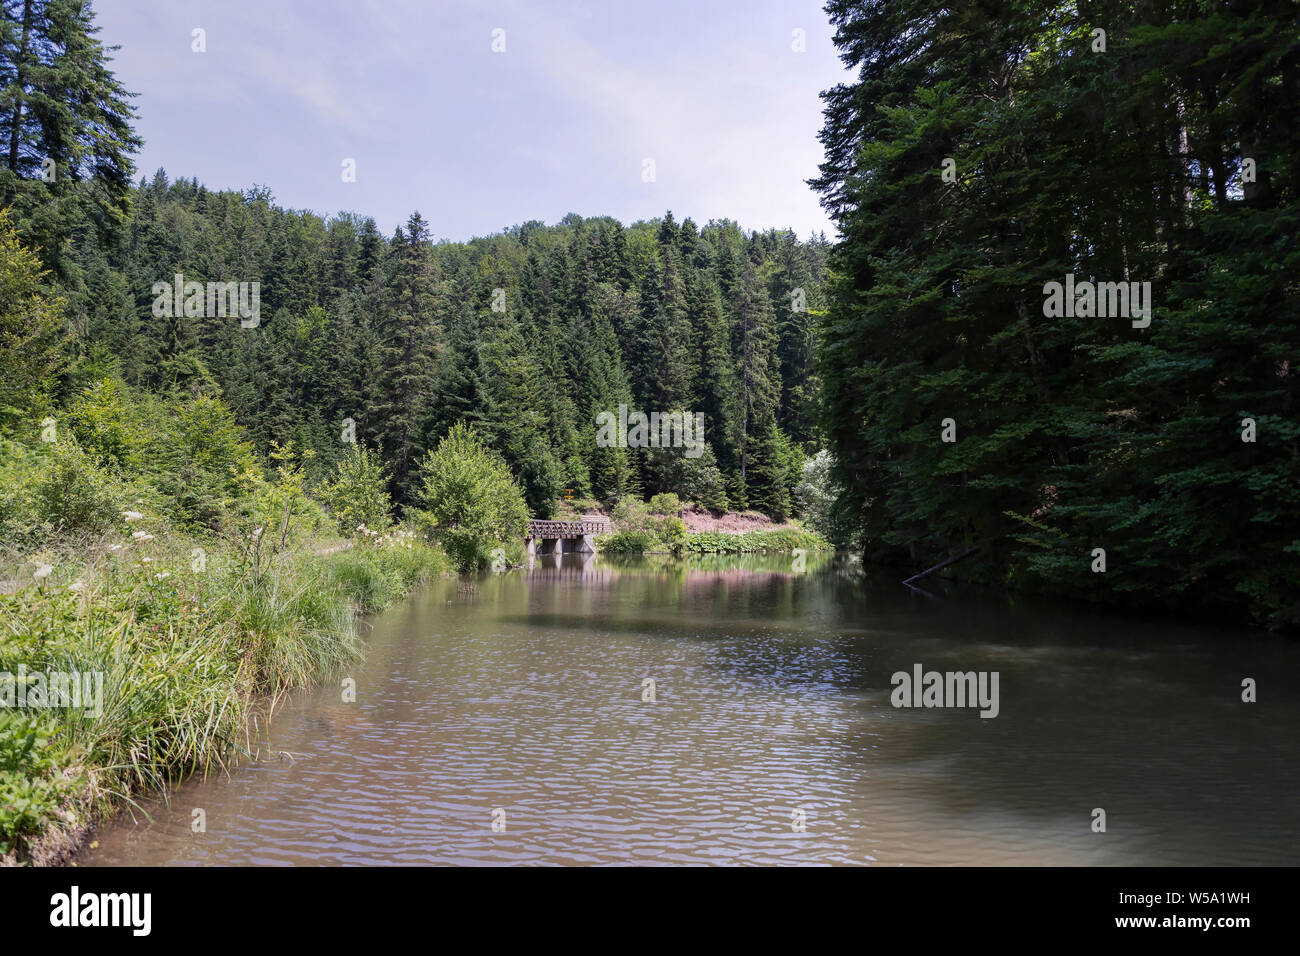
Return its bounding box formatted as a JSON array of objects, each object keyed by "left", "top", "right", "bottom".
[{"left": 78, "top": 553, "right": 1298, "bottom": 866}]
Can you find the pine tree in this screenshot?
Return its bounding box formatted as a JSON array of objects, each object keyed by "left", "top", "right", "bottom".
[{"left": 0, "top": 0, "right": 141, "bottom": 278}]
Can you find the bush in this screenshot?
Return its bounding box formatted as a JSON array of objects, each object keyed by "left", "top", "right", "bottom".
[
  {"left": 796, "top": 450, "right": 851, "bottom": 544},
  {"left": 610, "top": 495, "right": 653, "bottom": 531},
  {"left": 658, "top": 516, "right": 687, "bottom": 554},
  {"left": 0, "top": 210, "right": 64, "bottom": 442},
  {"left": 683, "top": 528, "right": 831, "bottom": 554},
  {"left": 648, "top": 492, "right": 682, "bottom": 515},
  {"left": 32, "top": 437, "right": 123, "bottom": 537},
  {"left": 414, "top": 423, "right": 529, "bottom": 572},
  {"left": 318, "top": 443, "right": 392, "bottom": 536},
  {"left": 596, "top": 529, "right": 658, "bottom": 553},
  {"left": 157, "top": 395, "right": 257, "bottom": 529}
]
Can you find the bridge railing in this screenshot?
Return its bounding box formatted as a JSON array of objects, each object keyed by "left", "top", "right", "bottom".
[{"left": 527, "top": 518, "right": 611, "bottom": 537}]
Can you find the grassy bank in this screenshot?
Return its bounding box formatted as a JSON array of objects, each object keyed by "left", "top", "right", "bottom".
[
  {"left": 596, "top": 526, "right": 830, "bottom": 555},
  {"left": 679, "top": 528, "right": 830, "bottom": 554},
  {"left": 0, "top": 526, "right": 450, "bottom": 864},
  {"left": 596, "top": 518, "right": 831, "bottom": 555},
  {"left": 0, "top": 365, "right": 466, "bottom": 863}
]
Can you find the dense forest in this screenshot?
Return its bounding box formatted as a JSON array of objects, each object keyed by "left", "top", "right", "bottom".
[
  {"left": 2, "top": 0, "right": 1297, "bottom": 628},
  {"left": 53, "top": 182, "right": 829, "bottom": 520},
  {"left": 0, "top": 1, "right": 830, "bottom": 527},
  {"left": 813, "top": 0, "right": 1299, "bottom": 627}
]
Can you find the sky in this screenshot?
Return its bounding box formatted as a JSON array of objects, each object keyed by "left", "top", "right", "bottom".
[{"left": 91, "top": 0, "right": 853, "bottom": 243}]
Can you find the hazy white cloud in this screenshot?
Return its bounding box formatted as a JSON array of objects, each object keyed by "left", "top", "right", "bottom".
[{"left": 93, "top": 0, "right": 849, "bottom": 239}]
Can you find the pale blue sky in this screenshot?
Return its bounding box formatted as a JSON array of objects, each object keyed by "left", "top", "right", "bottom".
[{"left": 93, "top": 0, "right": 851, "bottom": 242}]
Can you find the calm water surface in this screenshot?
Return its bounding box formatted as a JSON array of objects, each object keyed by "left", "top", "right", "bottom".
[{"left": 79, "top": 554, "right": 1299, "bottom": 866}]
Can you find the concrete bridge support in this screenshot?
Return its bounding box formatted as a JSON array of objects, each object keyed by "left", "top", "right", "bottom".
[{"left": 524, "top": 518, "right": 610, "bottom": 559}]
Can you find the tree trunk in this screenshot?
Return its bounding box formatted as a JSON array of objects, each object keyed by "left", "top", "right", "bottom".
[{"left": 7, "top": 0, "right": 34, "bottom": 175}]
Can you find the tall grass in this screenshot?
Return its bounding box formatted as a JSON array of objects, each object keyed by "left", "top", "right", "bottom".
[{"left": 0, "top": 525, "right": 450, "bottom": 860}]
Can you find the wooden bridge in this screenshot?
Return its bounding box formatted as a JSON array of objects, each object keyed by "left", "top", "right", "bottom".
[{"left": 526, "top": 518, "right": 610, "bottom": 556}]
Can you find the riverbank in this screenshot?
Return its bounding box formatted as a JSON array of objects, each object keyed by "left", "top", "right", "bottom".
[
  {"left": 565, "top": 494, "right": 832, "bottom": 555},
  {"left": 0, "top": 528, "right": 451, "bottom": 866}
]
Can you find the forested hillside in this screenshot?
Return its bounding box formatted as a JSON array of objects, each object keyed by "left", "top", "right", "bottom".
[
  {"left": 813, "top": 0, "right": 1299, "bottom": 627},
  {"left": 58, "top": 176, "right": 828, "bottom": 519}
]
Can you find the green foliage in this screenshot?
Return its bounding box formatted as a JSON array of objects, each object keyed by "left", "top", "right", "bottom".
[
  {"left": 813, "top": 0, "right": 1300, "bottom": 627},
  {"left": 658, "top": 516, "right": 688, "bottom": 554},
  {"left": 48, "top": 173, "right": 825, "bottom": 521},
  {"left": 796, "top": 450, "right": 851, "bottom": 545},
  {"left": 0, "top": 208, "right": 64, "bottom": 440},
  {"left": 30, "top": 436, "right": 123, "bottom": 537},
  {"left": 0, "top": 516, "right": 450, "bottom": 861},
  {"left": 610, "top": 494, "right": 653, "bottom": 531},
  {"left": 0, "top": 0, "right": 142, "bottom": 281},
  {"left": 682, "top": 528, "right": 830, "bottom": 555},
  {"left": 596, "top": 529, "right": 659, "bottom": 553},
  {"left": 318, "top": 443, "right": 393, "bottom": 536},
  {"left": 325, "top": 530, "right": 450, "bottom": 611},
  {"left": 648, "top": 492, "right": 681, "bottom": 515},
  {"left": 414, "top": 422, "right": 530, "bottom": 571},
  {"left": 0, "top": 713, "right": 74, "bottom": 855}
]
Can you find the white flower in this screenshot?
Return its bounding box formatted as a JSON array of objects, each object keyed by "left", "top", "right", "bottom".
[
  {"left": 68, "top": 579, "right": 86, "bottom": 592},
  {"left": 142, "top": 557, "right": 152, "bottom": 563},
  {"left": 108, "top": 543, "right": 124, "bottom": 552},
  {"left": 131, "top": 530, "right": 154, "bottom": 541},
  {"left": 33, "top": 564, "right": 53, "bottom": 580},
  {"left": 155, "top": 571, "right": 170, "bottom": 580},
  {"left": 122, "top": 510, "right": 144, "bottom": 522},
  {"left": 253, "top": 527, "right": 263, "bottom": 538}
]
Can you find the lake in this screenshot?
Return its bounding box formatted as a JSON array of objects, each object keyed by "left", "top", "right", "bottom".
[{"left": 78, "top": 553, "right": 1299, "bottom": 866}]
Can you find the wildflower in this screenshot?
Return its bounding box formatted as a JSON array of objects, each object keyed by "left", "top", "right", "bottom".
[
  {"left": 155, "top": 572, "right": 171, "bottom": 580},
  {"left": 142, "top": 557, "right": 152, "bottom": 563},
  {"left": 33, "top": 564, "right": 53, "bottom": 580},
  {"left": 108, "top": 543, "right": 124, "bottom": 552},
  {"left": 123, "top": 510, "right": 144, "bottom": 522},
  {"left": 132, "top": 530, "right": 154, "bottom": 541},
  {"left": 69, "top": 579, "right": 86, "bottom": 592}
]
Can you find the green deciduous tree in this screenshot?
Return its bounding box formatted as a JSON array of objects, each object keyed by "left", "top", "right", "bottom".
[{"left": 413, "top": 422, "right": 529, "bottom": 571}]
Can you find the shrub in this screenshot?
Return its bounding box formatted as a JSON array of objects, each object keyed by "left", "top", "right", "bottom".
[
  {"left": 158, "top": 395, "right": 257, "bottom": 529},
  {"left": 796, "top": 450, "right": 850, "bottom": 544},
  {"left": 610, "top": 495, "right": 653, "bottom": 531},
  {"left": 648, "top": 492, "right": 682, "bottom": 515},
  {"left": 0, "top": 210, "right": 64, "bottom": 442},
  {"left": 31, "top": 437, "right": 122, "bottom": 537},
  {"left": 318, "top": 443, "right": 392, "bottom": 536},
  {"left": 658, "top": 516, "right": 687, "bottom": 554},
  {"left": 596, "top": 529, "right": 658, "bottom": 553},
  {"left": 683, "top": 528, "right": 831, "bottom": 554},
  {"left": 414, "top": 423, "right": 529, "bottom": 571}
]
